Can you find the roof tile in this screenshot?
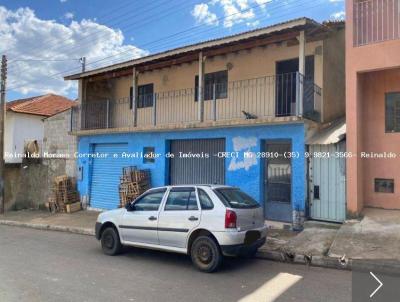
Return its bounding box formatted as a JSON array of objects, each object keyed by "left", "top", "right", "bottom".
[{"left": 6, "top": 94, "right": 75, "bottom": 117}]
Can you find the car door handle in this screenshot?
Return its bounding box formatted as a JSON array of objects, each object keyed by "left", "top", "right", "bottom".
[
  {"left": 188, "top": 216, "right": 198, "bottom": 221},
  {"left": 148, "top": 216, "right": 157, "bottom": 221}
]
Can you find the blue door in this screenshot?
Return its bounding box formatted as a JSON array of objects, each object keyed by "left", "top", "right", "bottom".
[{"left": 90, "top": 143, "right": 130, "bottom": 209}]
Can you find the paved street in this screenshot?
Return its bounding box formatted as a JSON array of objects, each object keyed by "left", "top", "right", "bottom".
[{"left": 0, "top": 225, "right": 351, "bottom": 302}]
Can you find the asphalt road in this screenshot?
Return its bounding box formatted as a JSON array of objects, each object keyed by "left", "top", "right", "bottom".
[{"left": 0, "top": 225, "right": 352, "bottom": 302}]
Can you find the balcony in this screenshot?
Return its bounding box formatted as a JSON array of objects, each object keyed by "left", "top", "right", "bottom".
[
  {"left": 71, "top": 72, "right": 321, "bottom": 133},
  {"left": 353, "top": 0, "right": 400, "bottom": 46}
]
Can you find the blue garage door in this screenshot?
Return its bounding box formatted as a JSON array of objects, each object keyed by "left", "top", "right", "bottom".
[{"left": 90, "top": 143, "right": 130, "bottom": 209}]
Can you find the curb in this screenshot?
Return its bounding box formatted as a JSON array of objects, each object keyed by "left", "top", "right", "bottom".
[
  {"left": 256, "top": 250, "right": 352, "bottom": 271},
  {"left": 0, "top": 220, "right": 95, "bottom": 236}
]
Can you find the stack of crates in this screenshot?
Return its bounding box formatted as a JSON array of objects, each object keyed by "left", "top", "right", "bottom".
[{"left": 119, "top": 167, "right": 151, "bottom": 208}]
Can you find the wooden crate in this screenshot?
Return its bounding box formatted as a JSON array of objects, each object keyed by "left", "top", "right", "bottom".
[{"left": 66, "top": 202, "right": 81, "bottom": 213}]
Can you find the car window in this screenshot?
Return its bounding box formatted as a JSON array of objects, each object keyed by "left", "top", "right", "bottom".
[
  {"left": 165, "top": 188, "right": 198, "bottom": 211},
  {"left": 198, "top": 189, "right": 214, "bottom": 210},
  {"left": 214, "top": 188, "right": 260, "bottom": 209},
  {"left": 133, "top": 190, "right": 166, "bottom": 211}
]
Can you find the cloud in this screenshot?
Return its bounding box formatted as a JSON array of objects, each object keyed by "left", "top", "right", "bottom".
[
  {"left": 0, "top": 6, "right": 148, "bottom": 97},
  {"left": 219, "top": 0, "right": 255, "bottom": 28},
  {"left": 191, "top": 3, "right": 219, "bottom": 26},
  {"left": 191, "top": 0, "right": 271, "bottom": 28},
  {"left": 60, "top": 0, "right": 68, "bottom": 3},
  {"left": 331, "top": 10, "right": 345, "bottom": 20},
  {"left": 64, "top": 12, "right": 74, "bottom": 19}
]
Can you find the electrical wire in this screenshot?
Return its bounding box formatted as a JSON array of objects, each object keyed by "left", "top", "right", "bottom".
[{"left": 5, "top": 0, "right": 329, "bottom": 92}]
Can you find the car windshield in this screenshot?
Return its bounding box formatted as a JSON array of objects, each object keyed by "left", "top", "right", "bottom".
[{"left": 214, "top": 188, "right": 260, "bottom": 209}]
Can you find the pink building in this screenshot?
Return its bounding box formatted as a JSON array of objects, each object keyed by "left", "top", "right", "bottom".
[{"left": 347, "top": 0, "right": 400, "bottom": 215}]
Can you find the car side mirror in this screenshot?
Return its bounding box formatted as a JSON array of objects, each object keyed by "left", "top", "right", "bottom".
[{"left": 125, "top": 203, "right": 134, "bottom": 211}]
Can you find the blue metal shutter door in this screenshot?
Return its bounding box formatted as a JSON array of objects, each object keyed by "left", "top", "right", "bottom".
[{"left": 90, "top": 143, "right": 130, "bottom": 209}]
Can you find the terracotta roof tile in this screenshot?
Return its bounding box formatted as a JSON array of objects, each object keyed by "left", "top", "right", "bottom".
[{"left": 6, "top": 94, "right": 75, "bottom": 117}]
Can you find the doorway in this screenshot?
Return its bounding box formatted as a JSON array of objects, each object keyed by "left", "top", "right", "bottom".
[
  {"left": 263, "top": 141, "right": 292, "bottom": 222},
  {"left": 275, "top": 56, "right": 315, "bottom": 117}
]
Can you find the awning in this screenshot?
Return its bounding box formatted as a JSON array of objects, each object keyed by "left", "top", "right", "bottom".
[{"left": 307, "top": 118, "right": 346, "bottom": 145}]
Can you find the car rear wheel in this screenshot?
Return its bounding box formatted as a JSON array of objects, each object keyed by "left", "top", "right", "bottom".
[
  {"left": 190, "top": 236, "right": 222, "bottom": 273},
  {"left": 101, "top": 227, "right": 122, "bottom": 256}
]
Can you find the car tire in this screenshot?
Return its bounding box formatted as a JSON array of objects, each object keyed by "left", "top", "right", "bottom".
[
  {"left": 190, "top": 236, "right": 222, "bottom": 273},
  {"left": 101, "top": 227, "right": 122, "bottom": 256}
]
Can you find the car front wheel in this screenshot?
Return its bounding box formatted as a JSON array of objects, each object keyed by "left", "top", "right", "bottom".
[
  {"left": 101, "top": 227, "right": 122, "bottom": 256},
  {"left": 190, "top": 236, "right": 222, "bottom": 273}
]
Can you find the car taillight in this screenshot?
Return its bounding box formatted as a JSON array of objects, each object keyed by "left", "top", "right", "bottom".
[{"left": 225, "top": 209, "right": 237, "bottom": 229}]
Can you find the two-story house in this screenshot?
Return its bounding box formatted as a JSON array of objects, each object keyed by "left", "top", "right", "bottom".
[
  {"left": 346, "top": 0, "right": 400, "bottom": 215},
  {"left": 65, "top": 18, "right": 345, "bottom": 226}
]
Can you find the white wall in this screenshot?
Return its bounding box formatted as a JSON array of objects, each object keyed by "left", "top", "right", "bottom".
[{"left": 4, "top": 111, "right": 45, "bottom": 164}]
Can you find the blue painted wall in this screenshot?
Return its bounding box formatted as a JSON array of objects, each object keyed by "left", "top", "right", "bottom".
[{"left": 76, "top": 123, "right": 306, "bottom": 212}]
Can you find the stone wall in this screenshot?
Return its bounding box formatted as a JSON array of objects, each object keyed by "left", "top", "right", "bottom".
[
  {"left": 43, "top": 108, "right": 77, "bottom": 177},
  {"left": 4, "top": 159, "right": 67, "bottom": 211}
]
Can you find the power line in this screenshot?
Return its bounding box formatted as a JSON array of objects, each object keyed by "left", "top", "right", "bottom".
[
  {"left": 46, "top": 0, "right": 282, "bottom": 76},
  {"left": 7, "top": 0, "right": 190, "bottom": 64},
  {"left": 5, "top": 0, "right": 199, "bottom": 77},
  {"left": 11, "top": 58, "right": 81, "bottom": 62},
  {"left": 6, "top": 0, "right": 327, "bottom": 92},
  {"left": 70, "top": 0, "right": 320, "bottom": 72}
]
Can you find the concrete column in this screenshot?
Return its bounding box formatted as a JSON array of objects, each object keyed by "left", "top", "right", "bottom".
[
  {"left": 77, "top": 78, "right": 84, "bottom": 130},
  {"left": 198, "top": 51, "right": 204, "bottom": 122},
  {"left": 346, "top": 73, "right": 364, "bottom": 217},
  {"left": 298, "top": 30, "right": 305, "bottom": 116},
  {"left": 132, "top": 67, "right": 138, "bottom": 127},
  {"left": 345, "top": 0, "right": 363, "bottom": 217}
]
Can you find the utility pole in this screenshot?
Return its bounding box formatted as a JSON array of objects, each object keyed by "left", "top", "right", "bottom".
[
  {"left": 0, "top": 55, "right": 7, "bottom": 214},
  {"left": 80, "top": 57, "right": 86, "bottom": 73}
]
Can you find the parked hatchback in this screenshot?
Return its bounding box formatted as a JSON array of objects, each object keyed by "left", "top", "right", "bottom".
[{"left": 95, "top": 185, "right": 267, "bottom": 272}]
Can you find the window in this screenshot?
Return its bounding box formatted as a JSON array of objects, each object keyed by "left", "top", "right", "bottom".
[
  {"left": 143, "top": 147, "right": 155, "bottom": 164},
  {"left": 195, "top": 70, "right": 228, "bottom": 101},
  {"left": 137, "top": 84, "right": 154, "bottom": 108},
  {"left": 313, "top": 185, "right": 320, "bottom": 200},
  {"left": 198, "top": 189, "right": 214, "bottom": 210},
  {"left": 385, "top": 92, "right": 400, "bottom": 132},
  {"left": 214, "top": 188, "right": 260, "bottom": 209},
  {"left": 133, "top": 189, "right": 166, "bottom": 211},
  {"left": 165, "top": 188, "right": 199, "bottom": 211},
  {"left": 375, "top": 179, "right": 394, "bottom": 193},
  {"left": 129, "top": 86, "right": 133, "bottom": 109}
]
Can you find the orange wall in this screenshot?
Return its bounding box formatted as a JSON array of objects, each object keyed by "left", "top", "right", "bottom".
[
  {"left": 359, "top": 69, "right": 400, "bottom": 209},
  {"left": 346, "top": 0, "right": 400, "bottom": 213}
]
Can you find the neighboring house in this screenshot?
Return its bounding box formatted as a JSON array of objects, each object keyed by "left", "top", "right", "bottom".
[
  {"left": 65, "top": 18, "right": 345, "bottom": 226},
  {"left": 5, "top": 94, "right": 75, "bottom": 164},
  {"left": 346, "top": 0, "right": 400, "bottom": 215}
]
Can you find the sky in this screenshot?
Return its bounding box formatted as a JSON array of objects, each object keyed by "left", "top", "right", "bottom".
[{"left": 0, "top": 0, "right": 345, "bottom": 101}]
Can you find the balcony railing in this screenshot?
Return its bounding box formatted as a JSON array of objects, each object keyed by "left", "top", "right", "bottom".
[
  {"left": 354, "top": 0, "right": 400, "bottom": 46},
  {"left": 71, "top": 72, "right": 322, "bottom": 132}
]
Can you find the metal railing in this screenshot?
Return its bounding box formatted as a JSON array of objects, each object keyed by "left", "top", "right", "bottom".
[
  {"left": 354, "top": 0, "right": 400, "bottom": 46},
  {"left": 71, "top": 72, "right": 322, "bottom": 132}
]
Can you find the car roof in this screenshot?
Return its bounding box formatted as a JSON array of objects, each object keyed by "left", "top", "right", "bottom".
[{"left": 148, "top": 184, "right": 234, "bottom": 190}]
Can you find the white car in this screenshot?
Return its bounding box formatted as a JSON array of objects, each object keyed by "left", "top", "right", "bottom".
[{"left": 95, "top": 185, "right": 267, "bottom": 272}]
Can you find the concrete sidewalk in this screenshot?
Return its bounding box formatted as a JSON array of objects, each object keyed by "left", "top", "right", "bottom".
[
  {"left": 329, "top": 208, "right": 400, "bottom": 261},
  {"left": 0, "top": 209, "right": 98, "bottom": 236}
]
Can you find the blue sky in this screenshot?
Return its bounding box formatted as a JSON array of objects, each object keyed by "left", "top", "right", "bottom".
[{"left": 0, "top": 0, "right": 344, "bottom": 100}]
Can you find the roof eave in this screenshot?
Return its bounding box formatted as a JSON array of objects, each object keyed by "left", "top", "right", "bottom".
[{"left": 64, "top": 17, "right": 323, "bottom": 81}]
